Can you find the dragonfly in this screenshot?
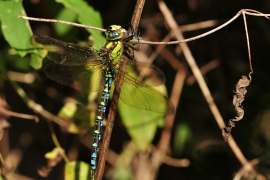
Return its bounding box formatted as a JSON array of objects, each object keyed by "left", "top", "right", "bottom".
[{"left": 32, "top": 25, "right": 175, "bottom": 178}]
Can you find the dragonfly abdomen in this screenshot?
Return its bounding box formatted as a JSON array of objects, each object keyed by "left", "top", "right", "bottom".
[{"left": 90, "top": 70, "right": 114, "bottom": 174}]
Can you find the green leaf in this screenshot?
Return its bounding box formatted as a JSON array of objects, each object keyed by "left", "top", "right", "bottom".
[
  {"left": 45, "top": 147, "right": 65, "bottom": 160},
  {"left": 58, "top": 102, "right": 94, "bottom": 133},
  {"left": 0, "top": 0, "right": 44, "bottom": 69},
  {"left": 113, "top": 166, "right": 132, "bottom": 180},
  {"left": 30, "top": 52, "right": 45, "bottom": 69},
  {"left": 54, "top": 8, "right": 77, "bottom": 36},
  {"left": 173, "top": 122, "right": 190, "bottom": 155},
  {"left": 29, "top": 37, "right": 48, "bottom": 69},
  {"left": 0, "top": 0, "right": 32, "bottom": 57},
  {"left": 118, "top": 97, "right": 166, "bottom": 151},
  {"left": 5, "top": 53, "right": 31, "bottom": 71},
  {"left": 56, "top": 0, "right": 105, "bottom": 49},
  {"left": 65, "top": 161, "right": 91, "bottom": 180}
]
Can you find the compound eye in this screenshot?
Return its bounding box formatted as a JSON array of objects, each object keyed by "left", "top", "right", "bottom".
[{"left": 109, "top": 31, "right": 120, "bottom": 39}]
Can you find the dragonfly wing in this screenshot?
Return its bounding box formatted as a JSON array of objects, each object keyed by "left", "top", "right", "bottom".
[
  {"left": 125, "top": 60, "right": 166, "bottom": 87},
  {"left": 118, "top": 73, "right": 175, "bottom": 114},
  {"left": 32, "top": 35, "right": 99, "bottom": 66},
  {"left": 45, "top": 62, "right": 105, "bottom": 93}
]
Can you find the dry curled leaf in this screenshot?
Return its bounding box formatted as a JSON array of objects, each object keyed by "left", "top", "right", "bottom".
[{"left": 222, "top": 76, "right": 251, "bottom": 142}]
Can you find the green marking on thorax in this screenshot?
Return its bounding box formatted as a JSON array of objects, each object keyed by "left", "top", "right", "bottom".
[{"left": 104, "top": 41, "right": 122, "bottom": 63}]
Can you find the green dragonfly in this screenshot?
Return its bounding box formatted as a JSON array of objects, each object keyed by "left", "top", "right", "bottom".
[{"left": 32, "top": 25, "right": 175, "bottom": 179}]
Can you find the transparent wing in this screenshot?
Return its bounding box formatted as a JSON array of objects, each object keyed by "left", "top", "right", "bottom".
[
  {"left": 118, "top": 72, "right": 175, "bottom": 114},
  {"left": 125, "top": 60, "right": 166, "bottom": 86},
  {"left": 32, "top": 34, "right": 100, "bottom": 66},
  {"left": 45, "top": 62, "right": 106, "bottom": 93}
]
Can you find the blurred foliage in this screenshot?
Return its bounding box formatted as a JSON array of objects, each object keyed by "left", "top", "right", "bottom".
[
  {"left": 173, "top": 122, "right": 190, "bottom": 155},
  {"left": 0, "top": 0, "right": 270, "bottom": 180},
  {"left": 65, "top": 161, "right": 91, "bottom": 180},
  {"left": 58, "top": 102, "right": 94, "bottom": 133}
]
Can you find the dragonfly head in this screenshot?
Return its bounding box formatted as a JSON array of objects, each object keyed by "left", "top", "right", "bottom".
[{"left": 105, "top": 25, "right": 127, "bottom": 41}]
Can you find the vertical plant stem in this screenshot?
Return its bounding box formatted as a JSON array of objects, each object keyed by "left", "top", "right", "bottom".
[
  {"left": 131, "top": 0, "right": 145, "bottom": 30},
  {"left": 95, "top": 0, "right": 145, "bottom": 179},
  {"left": 242, "top": 12, "right": 253, "bottom": 78}
]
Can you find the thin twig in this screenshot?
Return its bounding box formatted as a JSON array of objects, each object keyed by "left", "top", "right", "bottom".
[
  {"left": 142, "top": 19, "right": 219, "bottom": 64},
  {"left": 186, "top": 59, "right": 220, "bottom": 85},
  {"left": 139, "top": 9, "right": 270, "bottom": 45},
  {"left": 146, "top": 32, "right": 171, "bottom": 64},
  {"left": 242, "top": 12, "right": 253, "bottom": 79},
  {"left": 139, "top": 11, "right": 242, "bottom": 45},
  {"left": 0, "top": 107, "right": 39, "bottom": 122},
  {"left": 47, "top": 121, "right": 69, "bottom": 163},
  {"left": 178, "top": 20, "right": 219, "bottom": 32},
  {"left": 163, "top": 156, "right": 190, "bottom": 167},
  {"left": 18, "top": 15, "right": 106, "bottom": 32},
  {"left": 232, "top": 158, "right": 263, "bottom": 180},
  {"left": 243, "top": 9, "right": 270, "bottom": 18}
]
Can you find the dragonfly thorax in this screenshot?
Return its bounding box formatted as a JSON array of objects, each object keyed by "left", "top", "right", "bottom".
[{"left": 98, "top": 41, "right": 123, "bottom": 72}]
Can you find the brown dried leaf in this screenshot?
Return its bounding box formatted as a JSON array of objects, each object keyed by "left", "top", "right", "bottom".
[{"left": 222, "top": 76, "right": 251, "bottom": 142}]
